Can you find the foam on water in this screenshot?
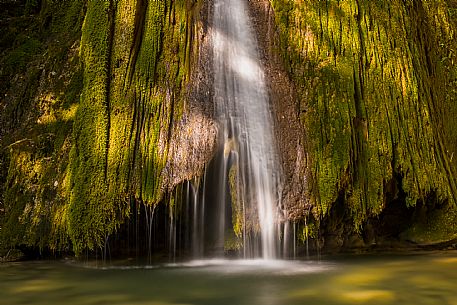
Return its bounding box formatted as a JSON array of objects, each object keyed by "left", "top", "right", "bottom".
[{"left": 163, "top": 259, "right": 336, "bottom": 275}]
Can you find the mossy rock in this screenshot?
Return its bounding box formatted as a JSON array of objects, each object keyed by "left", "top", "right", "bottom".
[{"left": 400, "top": 204, "right": 457, "bottom": 245}]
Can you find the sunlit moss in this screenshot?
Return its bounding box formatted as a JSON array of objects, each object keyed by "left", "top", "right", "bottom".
[
  {"left": 229, "top": 164, "right": 243, "bottom": 238},
  {"left": 1, "top": 0, "right": 202, "bottom": 255},
  {"left": 270, "top": 0, "right": 457, "bottom": 232},
  {"left": 61, "top": 104, "right": 79, "bottom": 122}
]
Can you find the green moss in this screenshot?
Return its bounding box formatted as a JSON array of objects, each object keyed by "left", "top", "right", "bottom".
[
  {"left": 2, "top": 0, "right": 456, "bottom": 254},
  {"left": 0, "top": 0, "right": 221, "bottom": 255},
  {"left": 25, "top": 0, "right": 41, "bottom": 15},
  {"left": 270, "top": 0, "right": 457, "bottom": 231},
  {"left": 229, "top": 164, "right": 243, "bottom": 238},
  {"left": 0, "top": 0, "right": 86, "bottom": 252},
  {"left": 401, "top": 204, "right": 457, "bottom": 245},
  {"left": 224, "top": 234, "right": 243, "bottom": 252},
  {"left": 67, "top": 0, "right": 202, "bottom": 255},
  {"left": 3, "top": 37, "right": 42, "bottom": 75},
  {"left": 297, "top": 220, "right": 318, "bottom": 244}
]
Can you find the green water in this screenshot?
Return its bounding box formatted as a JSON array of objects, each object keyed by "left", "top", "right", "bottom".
[{"left": 1, "top": 252, "right": 456, "bottom": 305}]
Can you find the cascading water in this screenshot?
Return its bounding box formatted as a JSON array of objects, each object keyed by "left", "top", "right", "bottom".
[
  {"left": 210, "top": 0, "right": 282, "bottom": 259},
  {"left": 126, "top": 0, "right": 294, "bottom": 263}
]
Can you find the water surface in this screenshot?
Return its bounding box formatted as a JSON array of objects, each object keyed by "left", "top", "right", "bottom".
[{"left": 1, "top": 252, "right": 456, "bottom": 305}]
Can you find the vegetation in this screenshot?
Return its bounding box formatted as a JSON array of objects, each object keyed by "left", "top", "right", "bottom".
[
  {"left": 0, "top": 0, "right": 86, "bottom": 254},
  {"left": 269, "top": 0, "right": 457, "bottom": 241},
  {"left": 0, "top": 0, "right": 201, "bottom": 256}
]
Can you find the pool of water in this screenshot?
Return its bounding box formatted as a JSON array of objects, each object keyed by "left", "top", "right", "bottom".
[{"left": 1, "top": 252, "right": 456, "bottom": 305}]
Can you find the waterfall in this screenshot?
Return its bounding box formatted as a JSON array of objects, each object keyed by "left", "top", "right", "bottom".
[{"left": 211, "top": 0, "right": 282, "bottom": 259}]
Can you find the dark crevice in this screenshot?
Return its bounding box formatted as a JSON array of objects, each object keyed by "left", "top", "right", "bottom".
[
  {"left": 127, "top": 91, "right": 138, "bottom": 183},
  {"left": 104, "top": 0, "right": 116, "bottom": 181},
  {"left": 126, "top": 0, "right": 148, "bottom": 86}
]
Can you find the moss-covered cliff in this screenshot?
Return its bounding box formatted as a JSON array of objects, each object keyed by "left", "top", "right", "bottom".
[
  {"left": 68, "top": 0, "right": 212, "bottom": 254},
  {"left": 268, "top": 0, "right": 457, "bottom": 248},
  {"left": 1, "top": 0, "right": 86, "bottom": 256},
  {"left": 0, "top": 0, "right": 215, "bottom": 257}
]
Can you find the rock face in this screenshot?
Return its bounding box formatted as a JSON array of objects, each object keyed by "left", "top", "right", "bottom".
[
  {"left": 263, "top": 0, "right": 457, "bottom": 251},
  {"left": 0, "top": 0, "right": 87, "bottom": 253},
  {"left": 163, "top": 0, "right": 217, "bottom": 193},
  {"left": 247, "top": 0, "right": 312, "bottom": 222},
  {"left": 0, "top": 0, "right": 217, "bottom": 255}
]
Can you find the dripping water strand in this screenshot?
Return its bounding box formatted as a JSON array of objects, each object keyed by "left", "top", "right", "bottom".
[
  {"left": 144, "top": 204, "right": 156, "bottom": 264},
  {"left": 293, "top": 222, "right": 296, "bottom": 260}
]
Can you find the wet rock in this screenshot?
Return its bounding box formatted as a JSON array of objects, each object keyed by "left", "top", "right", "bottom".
[{"left": 247, "top": 0, "right": 312, "bottom": 220}]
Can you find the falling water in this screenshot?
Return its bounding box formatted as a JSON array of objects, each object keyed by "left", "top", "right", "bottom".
[{"left": 212, "top": 0, "right": 282, "bottom": 259}]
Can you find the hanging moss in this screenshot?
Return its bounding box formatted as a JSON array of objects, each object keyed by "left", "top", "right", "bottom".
[
  {"left": 0, "top": 0, "right": 85, "bottom": 253},
  {"left": 401, "top": 203, "right": 457, "bottom": 245},
  {"left": 269, "top": 0, "right": 457, "bottom": 231},
  {"left": 0, "top": 0, "right": 202, "bottom": 255},
  {"left": 67, "top": 0, "right": 201, "bottom": 255}
]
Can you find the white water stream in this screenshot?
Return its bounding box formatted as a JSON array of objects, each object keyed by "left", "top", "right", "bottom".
[{"left": 212, "top": 0, "right": 282, "bottom": 259}]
